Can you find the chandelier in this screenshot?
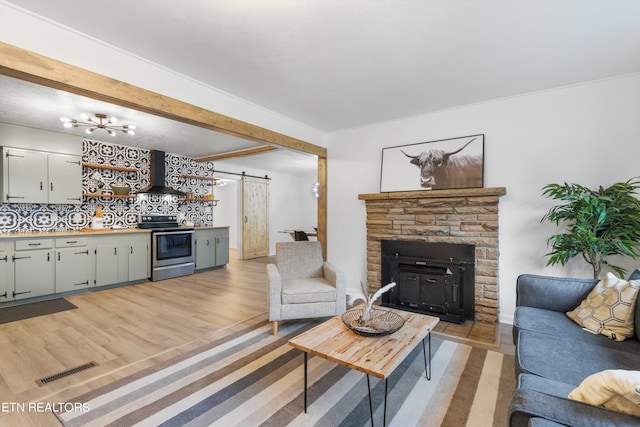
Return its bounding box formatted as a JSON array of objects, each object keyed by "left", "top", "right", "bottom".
[{"left": 60, "top": 113, "right": 136, "bottom": 136}]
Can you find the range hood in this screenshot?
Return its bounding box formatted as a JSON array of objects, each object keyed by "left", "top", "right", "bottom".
[{"left": 138, "top": 150, "right": 186, "bottom": 196}]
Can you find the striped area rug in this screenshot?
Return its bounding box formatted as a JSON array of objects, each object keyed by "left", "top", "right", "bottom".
[{"left": 56, "top": 317, "right": 515, "bottom": 427}]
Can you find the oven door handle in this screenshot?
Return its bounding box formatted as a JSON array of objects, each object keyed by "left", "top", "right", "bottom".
[{"left": 153, "top": 230, "right": 195, "bottom": 237}]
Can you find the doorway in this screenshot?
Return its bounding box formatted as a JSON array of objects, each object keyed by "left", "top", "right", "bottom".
[{"left": 241, "top": 176, "right": 270, "bottom": 259}]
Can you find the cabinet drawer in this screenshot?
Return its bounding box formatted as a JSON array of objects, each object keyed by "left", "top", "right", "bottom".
[
  {"left": 56, "top": 237, "right": 88, "bottom": 248},
  {"left": 15, "top": 239, "right": 54, "bottom": 250}
]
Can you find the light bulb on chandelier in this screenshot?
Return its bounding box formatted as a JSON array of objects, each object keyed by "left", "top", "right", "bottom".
[{"left": 60, "top": 113, "right": 136, "bottom": 136}]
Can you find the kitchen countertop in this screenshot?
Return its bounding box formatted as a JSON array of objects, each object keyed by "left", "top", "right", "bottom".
[
  {"left": 0, "top": 225, "right": 231, "bottom": 239},
  {"left": 193, "top": 226, "right": 230, "bottom": 230},
  {"left": 0, "top": 228, "right": 152, "bottom": 239}
]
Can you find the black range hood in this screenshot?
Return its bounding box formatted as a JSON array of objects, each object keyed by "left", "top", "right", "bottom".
[{"left": 138, "top": 150, "right": 186, "bottom": 196}]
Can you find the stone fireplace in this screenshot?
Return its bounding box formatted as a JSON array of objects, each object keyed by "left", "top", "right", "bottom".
[{"left": 359, "top": 187, "right": 506, "bottom": 323}]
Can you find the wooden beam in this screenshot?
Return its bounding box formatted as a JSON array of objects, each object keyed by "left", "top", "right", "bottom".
[
  {"left": 0, "top": 42, "right": 327, "bottom": 158},
  {"left": 358, "top": 187, "right": 506, "bottom": 201},
  {"left": 317, "top": 156, "right": 327, "bottom": 260},
  {"left": 195, "top": 146, "right": 278, "bottom": 162}
]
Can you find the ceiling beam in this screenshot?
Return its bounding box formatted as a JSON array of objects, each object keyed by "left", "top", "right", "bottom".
[
  {"left": 195, "top": 146, "right": 278, "bottom": 162},
  {"left": 0, "top": 42, "right": 327, "bottom": 158}
]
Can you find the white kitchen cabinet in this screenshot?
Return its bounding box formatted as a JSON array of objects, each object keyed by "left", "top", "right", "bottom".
[
  {"left": 0, "top": 242, "right": 13, "bottom": 302},
  {"left": 194, "top": 228, "right": 229, "bottom": 270},
  {"left": 128, "top": 241, "right": 149, "bottom": 282},
  {"left": 55, "top": 238, "right": 90, "bottom": 293},
  {"left": 93, "top": 233, "right": 150, "bottom": 286},
  {"left": 94, "top": 245, "right": 121, "bottom": 287},
  {"left": 0, "top": 232, "right": 150, "bottom": 306},
  {"left": 194, "top": 236, "right": 213, "bottom": 270},
  {"left": 0, "top": 147, "right": 82, "bottom": 204},
  {"left": 13, "top": 239, "right": 55, "bottom": 300},
  {"left": 47, "top": 153, "right": 83, "bottom": 204},
  {"left": 214, "top": 230, "right": 230, "bottom": 266},
  {"left": 2, "top": 147, "right": 47, "bottom": 203}
]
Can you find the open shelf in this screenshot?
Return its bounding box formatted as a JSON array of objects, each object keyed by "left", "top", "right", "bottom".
[
  {"left": 181, "top": 197, "right": 219, "bottom": 206},
  {"left": 83, "top": 193, "right": 137, "bottom": 199},
  {"left": 178, "top": 175, "right": 219, "bottom": 182},
  {"left": 83, "top": 163, "right": 139, "bottom": 173}
]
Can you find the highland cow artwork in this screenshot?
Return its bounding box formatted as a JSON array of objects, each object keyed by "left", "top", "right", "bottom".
[{"left": 380, "top": 134, "right": 484, "bottom": 192}]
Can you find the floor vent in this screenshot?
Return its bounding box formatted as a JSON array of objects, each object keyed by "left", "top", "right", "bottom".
[{"left": 36, "top": 361, "right": 98, "bottom": 386}]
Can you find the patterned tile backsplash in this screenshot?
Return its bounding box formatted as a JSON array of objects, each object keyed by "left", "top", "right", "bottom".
[{"left": 0, "top": 139, "right": 218, "bottom": 233}]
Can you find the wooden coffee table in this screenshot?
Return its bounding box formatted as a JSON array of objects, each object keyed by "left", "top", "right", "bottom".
[{"left": 288, "top": 306, "right": 439, "bottom": 426}]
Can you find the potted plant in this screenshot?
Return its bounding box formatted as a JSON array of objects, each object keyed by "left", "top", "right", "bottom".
[
  {"left": 541, "top": 177, "right": 640, "bottom": 279},
  {"left": 91, "top": 171, "right": 105, "bottom": 194}
]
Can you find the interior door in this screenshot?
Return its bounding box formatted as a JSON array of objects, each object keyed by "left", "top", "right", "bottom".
[{"left": 242, "top": 176, "right": 269, "bottom": 259}]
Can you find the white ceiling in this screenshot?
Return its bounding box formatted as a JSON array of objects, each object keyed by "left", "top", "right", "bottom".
[
  {"left": 0, "top": 75, "right": 318, "bottom": 175},
  {"left": 2, "top": 1, "right": 640, "bottom": 170}
]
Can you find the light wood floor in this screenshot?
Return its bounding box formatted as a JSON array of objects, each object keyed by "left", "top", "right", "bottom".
[{"left": 0, "top": 250, "right": 514, "bottom": 426}]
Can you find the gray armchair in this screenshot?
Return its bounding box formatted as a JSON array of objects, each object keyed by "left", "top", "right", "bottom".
[{"left": 267, "top": 241, "right": 346, "bottom": 335}]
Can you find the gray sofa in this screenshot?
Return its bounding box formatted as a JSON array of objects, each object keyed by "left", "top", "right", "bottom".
[{"left": 509, "top": 269, "right": 640, "bottom": 427}]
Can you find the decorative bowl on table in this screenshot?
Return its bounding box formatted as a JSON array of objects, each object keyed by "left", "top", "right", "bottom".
[
  {"left": 111, "top": 186, "right": 131, "bottom": 195},
  {"left": 341, "top": 308, "right": 405, "bottom": 337}
]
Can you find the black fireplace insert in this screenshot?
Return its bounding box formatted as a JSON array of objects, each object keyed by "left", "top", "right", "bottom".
[{"left": 381, "top": 240, "right": 475, "bottom": 323}]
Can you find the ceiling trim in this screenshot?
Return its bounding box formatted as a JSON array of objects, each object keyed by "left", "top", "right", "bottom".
[
  {"left": 195, "top": 146, "right": 278, "bottom": 162},
  {"left": 0, "top": 41, "right": 327, "bottom": 158}
]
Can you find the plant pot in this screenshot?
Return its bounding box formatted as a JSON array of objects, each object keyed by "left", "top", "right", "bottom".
[{"left": 111, "top": 186, "right": 131, "bottom": 195}]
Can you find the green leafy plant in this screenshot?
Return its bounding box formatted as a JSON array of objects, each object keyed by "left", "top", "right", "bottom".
[{"left": 541, "top": 178, "right": 640, "bottom": 279}]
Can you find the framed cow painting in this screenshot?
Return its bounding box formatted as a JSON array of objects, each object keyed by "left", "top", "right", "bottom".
[{"left": 380, "top": 134, "right": 484, "bottom": 192}]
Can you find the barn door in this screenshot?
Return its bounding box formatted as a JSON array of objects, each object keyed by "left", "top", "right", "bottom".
[{"left": 241, "top": 176, "right": 270, "bottom": 259}]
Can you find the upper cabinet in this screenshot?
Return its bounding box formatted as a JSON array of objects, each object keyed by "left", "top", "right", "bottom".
[
  {"left": 47, "top": 152, "right": 83, "bottom": 204},
  {"left": 1, "top": 147, "right": 82, "bottom": 204}
]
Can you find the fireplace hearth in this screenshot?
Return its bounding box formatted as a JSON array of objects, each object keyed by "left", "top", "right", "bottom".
[{"left": 381, "top": 240, "right": 475, "bottom": 323}]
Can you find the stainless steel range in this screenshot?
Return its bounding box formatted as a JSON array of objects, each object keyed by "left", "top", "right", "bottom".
[{"left": 139, "top": 215, "right": 195, "bottom": 281}]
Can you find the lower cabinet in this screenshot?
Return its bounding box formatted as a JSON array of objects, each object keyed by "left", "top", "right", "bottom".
[
  {"left": 95, "top": 245, "right": 121, "bottom": 287},
  {"left": 128, "top": 241, "right": 149, "bottom": 282},
  {"left": 194, "top": 228, "right": 230, "bottom": 270},
  {"left": 0, "top": 242, "right": 13, "bottom": 302},
  {"left": 0, "top": 231, "right": 150, "bottom": 305},
  {"left": 93, "top": 234, "right": 149, "bottom": 286},
  {"left": 55, "top": 238, "right": 90, "bottom": 293},
  {"left": 215, "top": 231, "right": 230, "bottom": 266},
  {"left": 13, "top": 239, "right": 55, "bottom": 300}
]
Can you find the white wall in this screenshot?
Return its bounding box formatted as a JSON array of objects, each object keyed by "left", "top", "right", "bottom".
[
  {"left": 212, "top": 163, "right": 318, "bottom": 255},
  {"left": 0, "top": 122, "right": 81, "bottom": 155},
  {"left": 211, "top": 180, "right": 238, "bottom": 247},
  {"left": 327, "top": 73, "right": 640, "bottom": 324}
]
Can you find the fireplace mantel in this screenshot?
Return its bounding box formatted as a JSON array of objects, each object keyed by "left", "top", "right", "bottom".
[
  {"left": 358, "top": 186, "right": 506, "bottom": 201},
  {"left": 360, "top": 186, "right": 507, "bottom": 323}
]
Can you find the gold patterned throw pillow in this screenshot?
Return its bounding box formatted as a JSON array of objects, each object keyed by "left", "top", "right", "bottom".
[{"left": 567, "top": 273, "right": 640, "bottom": 341}]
